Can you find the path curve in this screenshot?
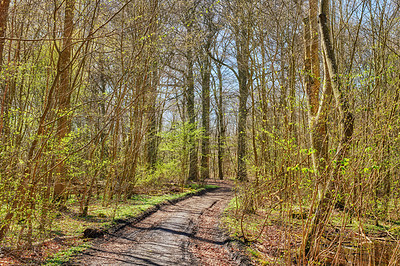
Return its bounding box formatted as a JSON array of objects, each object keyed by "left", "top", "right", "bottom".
[{"left": 73, "top": 180, "right": 237, "bottom": 266}]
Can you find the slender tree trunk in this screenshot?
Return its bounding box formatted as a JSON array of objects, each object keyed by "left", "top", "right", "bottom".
[
  {"left": 146, "top": 2, "right": 159, "bottom": 171},
  {"left": 54, "top": 0, "right": 75, "bottom": 201},
  {"left": 236, "top": 27, "right": 249, "bottom": 182},
  {"left": 309, "top": 0, "right": 320, "bottom": 116},
  {"left": 146, "top": 64, "right": 159, "bottom": 170},
  {"left": 187, "top": 7, "right": 198, "bottom": 181},
  {"left": 304, "top": 0, "right": 355, "bottom": 257},
  {"left": 0, "top": 0, "right": 11, "bottom": 139},
  {"left": 216, "top": 64, "right": 225, "bottom": 180},
  {"left": 200, "top": 45, "right": 211, "bottom": 180},
  {"left": 0, "top": 0, "right": 10, "bottom": 69},
  {"left": 304, "top": 0, "right": 329, "bottom": 201}
]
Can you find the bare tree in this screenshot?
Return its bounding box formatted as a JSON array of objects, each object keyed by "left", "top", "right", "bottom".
[
  {"left": 0, "top": 0, "right": 11, "bottom": 138},
  {"left": 304, "top": 0, "right": 355, "bottom": 257},
  {"left": 234, "top": 0, "right": 252, "bottom": 181},
  {"left": 200, "top": 4, "right": 215, "bottom": 180},
  {"left": 186, "top": 2, "right": 199, "bottom": 181},
  {"left": 53, "top": 0, "right": 75, "bottom": 201}
]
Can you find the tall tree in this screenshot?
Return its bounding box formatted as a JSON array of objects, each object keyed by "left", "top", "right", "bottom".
[
  {"left": 186, "top": 2, "right": 199, "bottom": 181},
  {"left": 54, "top": 0, "right": 75, "bottom": 200},
  {"left": 146, "top": 0, "right": 160, "bottom": 171},
  {"left": 0, "top": 0, "right": 11, "bottom": 138},
  {"left": 216, "top": 63, "right": 225, "bottom": 180},
  {"left": 0, "top": 0, "right": 10, "bottom": 69},
  {"left": 235, "top": 1, "right": 251, "bottom": 181},
  {"left": 200, "top": 6, "right": 214, "bottom": 180},
  {"left": 304, "top": 0, "right": 330, "bottom": 201},
  {"left": 304, "top": 0, "right": 355, "bottom": 257}
]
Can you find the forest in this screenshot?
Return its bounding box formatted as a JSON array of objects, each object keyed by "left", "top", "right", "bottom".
[{"left": 1, "top": 0, "right": 400, "bottom": 265}]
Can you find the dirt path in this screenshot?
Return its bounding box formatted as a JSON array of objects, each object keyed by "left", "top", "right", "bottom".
[{"left": 73, "top": 181, "right": 240, "bottom": 266}]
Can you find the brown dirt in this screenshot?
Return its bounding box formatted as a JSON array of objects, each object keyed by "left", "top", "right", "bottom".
[
  {"left": 70, "top": 180, "right": 241, "bottom": 265},
  {"left": 0, "top": 237, "right": 85, "bottom": 265},
  {"left": 189, "top": 183, "right": 236, "bottom": 265}
]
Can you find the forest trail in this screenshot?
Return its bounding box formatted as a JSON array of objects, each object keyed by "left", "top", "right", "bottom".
[{"left": 72, "top": 180, "right": 240, "bottom": 266}]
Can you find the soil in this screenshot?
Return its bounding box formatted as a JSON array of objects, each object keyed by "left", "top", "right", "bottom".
[
  {"left": 70, "top": 180, "right": 245, "bottom": 265},
  {"left": 0, "top": 237, "right": 85, "bottom": 265}
]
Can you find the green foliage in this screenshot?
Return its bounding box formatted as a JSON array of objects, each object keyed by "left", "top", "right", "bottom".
[
  {"left": 187, "top": 183, "right": 218, "bottom": 190},
  {"left": 154, "top": 121, "right": 203, "bottom": 184},
  {"left": 44, "top": 243, "right": 90, "bottom": 265}
]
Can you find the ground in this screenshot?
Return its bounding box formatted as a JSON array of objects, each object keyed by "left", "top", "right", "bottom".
[{"left": 70, "top": 180, "right": 245, "bottom": 265}]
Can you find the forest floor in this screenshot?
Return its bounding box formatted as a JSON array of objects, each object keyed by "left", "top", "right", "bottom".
[
  {"left": 223, "top": 200, "right": 400, "bottom": 265},
  {"left": 1, "top": 180, "right": 250, "bottom": 265},
  {"left": 69, "top": 179, "right": 248, "bottom": 265}
]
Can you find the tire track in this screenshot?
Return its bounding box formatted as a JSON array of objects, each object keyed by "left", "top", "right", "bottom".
[{"left": 73, "top": 181, "right": 235, "bottom": 266}]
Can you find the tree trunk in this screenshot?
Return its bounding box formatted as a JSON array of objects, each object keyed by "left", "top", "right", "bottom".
[
  {"left": 146, "top": 3, "right": 159, "bottom": 171},
  {"left": 54, "top": 0, "right": 75, "bottom": 201},
  {"left": 304, "top": 0, "right": 355, "bottom": 257},
  {"left": 0, "top": 0, "right": 10, "bottom": 69},
  {"left": 216, "top": 64, "right": 225, "bottom": 180},
  {"left": 186, "top": 7, "right": 198, "bottom": 181},
  {"left": 309, "top": 0, "right": 320, "bottom": 116},
  {"left": 236, "top": 27, "right": 249, "bottom": 182},
  {"left": 200, "top": 43, "right": 211, "bottom": 181},
  {"left": 0, "top": 0, "right": 11, "bottom": 139},
  {"left": 304, "top": 0, "right": 330, "bottom": 201},
  {"left": 146, "top": 64, "right": 159, "bottom": 171}
]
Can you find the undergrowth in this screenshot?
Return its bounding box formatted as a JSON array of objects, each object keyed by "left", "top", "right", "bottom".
[{"left": 223, "top": 195, "right": 400, "bottom": 265}]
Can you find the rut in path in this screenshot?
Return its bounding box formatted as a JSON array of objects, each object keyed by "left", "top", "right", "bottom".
[{"left": 73, "top": 181, "right": 239, "bottom": 266}]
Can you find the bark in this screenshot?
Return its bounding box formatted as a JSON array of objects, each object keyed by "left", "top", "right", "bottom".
[
  {"left": 54, "top": 0, "right": 75, "bottom": 200},
  {"left": 216, "top": 64, "right": 225, "bottom": 180},
  {"left": 304, "top": 0, "right": 355, "bottom": 257},
  {"left": 236, "top": 27, "right": 249, "bottom": 182},
  {"left": 0, "top": 0, "right": 11, "bottom": 138},
  {"left": 146, "top": 64, "right": 159, "bottom": 171},
  {"left": 304, "top": 0, "right": 330, "bottom": 201},
  {"left": 187, "top": 7, "right": 198, "bottom": 181},
  {"left": 187, "top": 55, "right": 198, "bottom": 181},
  {"left": 0, "top": 0, "right": 10, "bottom": 68},
  {"left": 200, "top": 41, "right": 211, "bottom": 181},
  {"left": 146, "top": 2, "right": 159, "bottom": 171},
  {"left": 309, "top": 0, "right": 320, "bottom": 115}
]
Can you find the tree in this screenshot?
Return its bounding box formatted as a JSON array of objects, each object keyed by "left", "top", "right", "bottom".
[
  {"left": 186, "top": 1, "right": 199, "bottom": 181},
  {"left": 54, "top": 0, "right": 75, "bottom": 201},
  {"left": 216, "top": 63, "right": 225, "bottom": 180},
  {"left": 0, "top": 0, "right": 11, "bottom": 139},
  {"left": 304, "top": 0, "right": 355, "bottom": 257},
  {"left": 0, "top": 0, "right": 10, "bottom": 69},
  {"left": 233, "top": 0, "right": 252, "bottom": 181},
  {"left": 200, "top": 3, "right": 214, "bottom": 180},
  {"left": 144, "top": 1, "right": 160, "bottom": 172}
]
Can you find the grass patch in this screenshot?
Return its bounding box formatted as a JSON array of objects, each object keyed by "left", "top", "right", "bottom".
[
  {"left": 186, "top": 183, "right": 218, "bottom": 190},
  {"left": 43, "top": 243, "right": 90, "bottom": 266},
  {"left": 204, "top": 184, "right": 219, "bottom": 189}
]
